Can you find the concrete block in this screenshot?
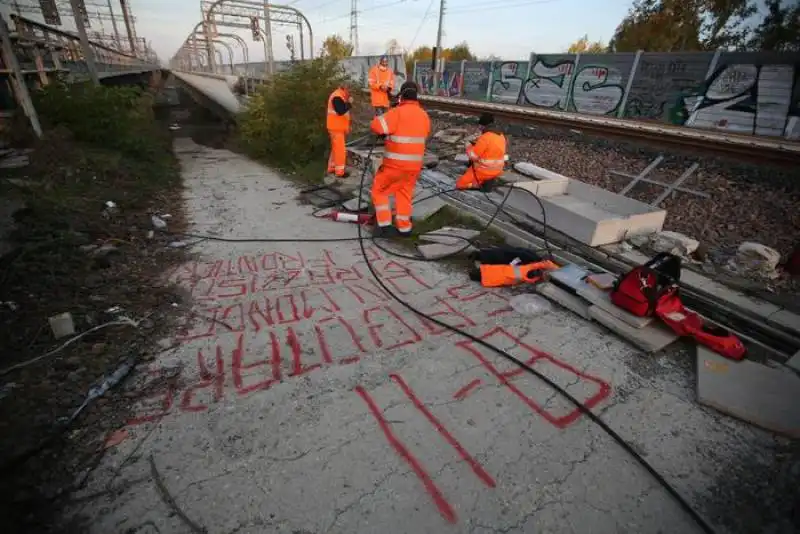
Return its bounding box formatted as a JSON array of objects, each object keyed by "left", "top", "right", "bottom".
[
  {"left": 536, "top": 282, "right": 591, "bottom": 320},
  {"left": 342, "top": 197, "right": 369, "bottom": 212},
  {"left": 696, "top": 346, "right": 800, "bottom": 438},
  {"left": 787, "top": 351, "right": 800, "bottom": 373},
  {"left": 417, "top": 242, "right": 475, "bottom": 260},
  {"left": 576, "top": 284, "right": 654, "bottom": 329},
  {"left": 302, "top": 187, "right": 341, "bottom": 207},
  {"left": 589, "top": 306, "right": 678, "bottom": 353},
  {"left": 413, "top": 195, "right": 446, "bottom": 221},
  {"left": 420, "top": 227, "right": 480, "bottom": 246},
  {"left": 767, "top": 309, "right": 800, "bottom": 336},
  {"left": 512, "top": 178, "right": 569, "bottom": 198}
]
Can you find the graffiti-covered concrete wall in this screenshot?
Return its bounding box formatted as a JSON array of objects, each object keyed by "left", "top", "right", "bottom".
[
  {"left": 414, "top": 51, "right": 800, "bottom": 139},
  {"left": 232, "top": 55, "right": 407, "bottom": 90}
]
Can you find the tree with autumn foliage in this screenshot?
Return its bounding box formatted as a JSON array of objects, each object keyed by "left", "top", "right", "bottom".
[
  {"left": 567, "top": 35, "right": 608, "bottom": 53},
  {"left": 608, "top": 0, "right": 755, "bottom": 52},
  {"left": 404, "top": 41, "right": 477, "bottom": 75},
  {"left": 320, "top": 34, "right": 354, "bottom": 60},
  {"left": 747, "top": 0, "right": 800, "bottom": 51}
]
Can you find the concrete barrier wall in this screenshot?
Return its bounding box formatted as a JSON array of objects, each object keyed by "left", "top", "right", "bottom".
[
  {"left": 414, "top": 51, "right": 800, "bottom": 139},
  {"left": 232, "top": 54, "right": 408, "bottom": 90}
]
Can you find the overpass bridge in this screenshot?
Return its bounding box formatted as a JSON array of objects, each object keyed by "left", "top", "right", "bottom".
[{"left": 1, "top": 13, "right": 161, "bottom": 136}]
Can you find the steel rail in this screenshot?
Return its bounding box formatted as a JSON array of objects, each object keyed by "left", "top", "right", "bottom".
[{"left": 419, "top": 95, "right": 800, "bottom": 166}]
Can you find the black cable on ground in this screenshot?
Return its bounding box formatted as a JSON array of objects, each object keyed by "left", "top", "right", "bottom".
[
  {"left": 155, "top": 136, "right": 715, "bottom": 532},
  {"left": 350, "top": 139, "right": 716, "bottom": 534}
]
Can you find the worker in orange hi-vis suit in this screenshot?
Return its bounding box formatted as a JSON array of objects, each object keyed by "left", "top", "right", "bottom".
[
  {"left": 368, "top": 56, "right": 395, "bottom": 116},
  {"left": 369, "top": 81, "right": 431, "bottom": 238},
  {"left": 326, "top": 83, "right": 353, "bottom": 178},
  {"left": 455, "top": 113, "right": 508, "bottom": 190}
]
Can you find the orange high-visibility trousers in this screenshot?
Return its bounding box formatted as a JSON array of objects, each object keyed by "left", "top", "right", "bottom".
[
  {"left": 456, "top": 167, "right": 501, "bottom": 189},
  {"left": 327, "top": 131, "right": 347, "bottom": 177},
  {"left": 371, "top": 165, "right": 419, "bottom": 234}
]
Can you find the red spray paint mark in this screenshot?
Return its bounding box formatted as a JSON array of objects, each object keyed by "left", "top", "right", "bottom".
[
  {"left": 452, "top": 378, "right": 482, "bottom": 401},
  {"left": 456, "top": 327, "right": 611, "bottom": 428},
  {"left": 390, "top": 374, "right": 495, "bottom": 488},
  {"left": 354, "top": 385, "right": 457, "bottom": 524}
]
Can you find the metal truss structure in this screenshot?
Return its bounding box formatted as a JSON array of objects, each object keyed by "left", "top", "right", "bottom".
[
  {"left": 199, "top": 1, "right": 312, "bottom": 75},
  {"left": 10, "top": 0, "right": 141, "bottom": 58}
]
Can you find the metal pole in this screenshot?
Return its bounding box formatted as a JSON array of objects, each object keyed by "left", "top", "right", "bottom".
[
  {"left": 118, "top": 0, "right": 136, "bottom": 55},
  {"left": 202, "top": 20, "right": 217, "bottom": 73},
  {"left": 298, "top": 22, "right": 304, "bottom": 60},
  {"left": 432, "top": 0, "right": 445, "bottom": 92},
  {"left": 69, "top": 0, "right": 100, "bottom": 84},
  {"left": 107, "top": 0, "right": 121, "bottom": 43},
  {"left": 263, "top": 7, "right": 274, "bottom": 75},
  {"left": 0, "top": 15, "right": 42, "bottom": 137}
]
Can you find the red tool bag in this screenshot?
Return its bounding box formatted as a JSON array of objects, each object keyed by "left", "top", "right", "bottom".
[
  {"left": 611, "top": 252, "right": 746, "bottom": 360},
  {"left": 610, "top": 252, "right": 681, "bottom": 317}
]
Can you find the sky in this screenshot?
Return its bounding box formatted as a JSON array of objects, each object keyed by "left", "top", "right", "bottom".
[{"left": 4, "top": 0, "right": 636, "bottom": 64}]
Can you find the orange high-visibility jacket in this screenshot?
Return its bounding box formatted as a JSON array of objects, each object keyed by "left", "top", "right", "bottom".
[
  {"left": 370, "top": 100, "right": 431, "bottom": 172},
  {"left": 467, "top": 131, "right": 508, "bottom": 176},
  {"left": 326, "top": 88, "right": 351, "bottom": 133},
  {"left": 479, "top": 260, "right": 559, "bottom": 288},
  {"left": 368, "top": 65, "right": 395, "bottom": 108}
]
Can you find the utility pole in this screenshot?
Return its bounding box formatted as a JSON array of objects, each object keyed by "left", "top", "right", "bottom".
[
  {"left": 263, "top": 7, "right": 274, "bottom": 75},
  {"left": 432, "top": 0, "right": 445, "bottom": 92},
  {"left": 349, "top": 0, "right": 359, "bottom": 55},
  {"left": 69, "top": 0, "right": 100, "bottom": 84}
]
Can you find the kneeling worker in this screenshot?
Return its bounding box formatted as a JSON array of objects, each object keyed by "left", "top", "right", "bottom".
[
  {"left": 369, "top": 81, "right": 431, "bottom": 237},
  {"left": 326, "top": 83, "right": 353, "bottom": 178},
  {"left": 456, "top": 112, "right": 508, "bottom": 190}
]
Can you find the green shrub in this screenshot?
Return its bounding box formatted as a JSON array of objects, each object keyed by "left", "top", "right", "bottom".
[
  {"left": 32, "top": 82, "right": 165, "bottom": 160},
  {"left": 238, "top": 57, "right": 350, "bottom": 169}
]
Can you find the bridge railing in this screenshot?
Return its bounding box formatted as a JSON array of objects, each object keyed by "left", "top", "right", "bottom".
[{"left": 10, "top": 14, "right": 155, "bottom": 81}]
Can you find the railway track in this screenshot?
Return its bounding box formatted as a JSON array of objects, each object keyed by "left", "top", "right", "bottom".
[{"left": 419, "top": 95, "right": 800, "bottom": 167}]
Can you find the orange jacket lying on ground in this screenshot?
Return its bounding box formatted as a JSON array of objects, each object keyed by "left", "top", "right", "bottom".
[{"left": 478, "top": 260, "right": 560, "bottom": 288}]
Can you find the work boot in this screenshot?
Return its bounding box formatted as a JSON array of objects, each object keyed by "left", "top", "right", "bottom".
[
  {"left": 335, "top": 171, "right": 351, "bottom": 179},
  {"left": 395, "top": 230, "right": 413, "bottom": 239}
]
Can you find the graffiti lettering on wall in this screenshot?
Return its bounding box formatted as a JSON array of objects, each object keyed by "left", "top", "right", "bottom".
[
  {"left": 416, "top": 51, "right": 800, "bottom": 138},
  {"left": 489, "top": 61, "right": 528, "bottom": 103},
  {"left": 356, "top": 327, "right": 612, "bottom": 523},
  {"left": 522, "top": 59, "right": 627, "bottom": 115},
  {"left": 686, "top": 63, "right": 800, "bottom": 138},
  {"left": 417, "top": 63, "right": 462, "bottom": 96}
]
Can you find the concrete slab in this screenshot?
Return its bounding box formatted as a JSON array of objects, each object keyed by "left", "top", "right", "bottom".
[
  {"left": 787, "top": 351, "right": 800, "bottom": 372},
  {"left": 576, "top": 284, "right": 654, "bottom": 329},
  {"left": 417, "top": 242, "right": 476, "bottom": 260},
  {"left": 589, "top": 306, "right": 678, "bottom": 353},
  {"left": 536, "top": 282, "right": 592, "bottom": 320},
  {"left": 342, "top": 197, "right": 370, "bottom": 212},
  {"left": 696, "top": 347, "right": 800, "bottom": 438},
  {"left": 767, "top": 309, "right": 800, "bottom": 334},
  {"left": 419, "top": 226, "right": 480, "bottom": 246}
]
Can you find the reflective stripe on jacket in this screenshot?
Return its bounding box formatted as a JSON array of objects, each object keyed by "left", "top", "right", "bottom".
[
  {"left": 479, "top": 260, "right": 560, "bottom": 288},
  {"left": 368, "top": 65, "right": 394, "bottom": 108},
  {"left": 370, "top": 100, "right": 430, "bottom": 171},
  {"left": 326, "top": 88, "right": 351, "bottom": 132},
  {"left": 467, "top": 131, "right": 508, "bottom": 175}
]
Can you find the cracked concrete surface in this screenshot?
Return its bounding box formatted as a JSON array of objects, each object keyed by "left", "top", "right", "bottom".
[{"left": 65, "top": 138, "right": 799, "bottom": 534}]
